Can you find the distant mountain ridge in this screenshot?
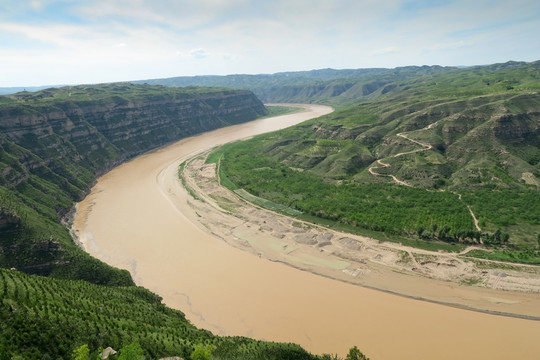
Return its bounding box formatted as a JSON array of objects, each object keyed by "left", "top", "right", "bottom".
[
  {"left": 5, "top": 62, "right": 532, "bottom": 107},
  {"left": 132, "top": 65, "right": 459, "bottom": 105},
  {"left": 0, "top": 66, "right": 450, "bottom": 96},
  {"left": 0, "top": 85, "right": 65, "bottom": 96}
]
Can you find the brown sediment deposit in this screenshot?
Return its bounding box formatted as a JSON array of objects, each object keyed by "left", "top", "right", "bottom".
[{"left": 74, "top": 104, "right": 540, "bottom": 360}]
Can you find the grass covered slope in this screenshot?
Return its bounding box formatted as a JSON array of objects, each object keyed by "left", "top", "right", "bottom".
[
  {"left": 0, "top": 268, "right": 325, "bottom": 360},
  {"left": 218, "top": 61, "right": 540, "bottom": 260},
  {"left": 0, "top": 83, "right": 266, "bottom": 283}
]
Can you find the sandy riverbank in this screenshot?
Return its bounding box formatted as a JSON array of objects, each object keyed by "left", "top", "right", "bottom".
[
  {"left": 177, "top": 153, "right": 540, "bottom": 319},
  {"left": 74, "top": 104, "right": 540, "bottom": 360}
]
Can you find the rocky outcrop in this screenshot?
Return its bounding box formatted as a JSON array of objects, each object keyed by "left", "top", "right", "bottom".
[
  {"left": 493, "top": 112, "right": 540, "bottom": 142},
  {"left": 0, "top": 207, "right": 20, "bottom": 230}
]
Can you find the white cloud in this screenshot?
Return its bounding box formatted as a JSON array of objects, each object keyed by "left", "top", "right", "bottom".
[
  {"left": 371, "top": 47, "right": 399, "bottom": 55},
  {"left": 30, "top": 0, "right": 43, "bottom": 10},
  {"left": 190, "top": 49, "right": 207, "bottom": 59},
  {"left": 77, "top": 0, "right": 251, "bottom": 30},
  {"left": 428, "top": 41, "right": 469, "bottom": 50},
  {"left": 0, "top": 0, "right": 538, "bottom": 86},
  {"left": 176, "top": 48, "right": 211, "bottom": 59}
]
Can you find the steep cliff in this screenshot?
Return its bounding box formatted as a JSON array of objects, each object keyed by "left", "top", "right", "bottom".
[{"left": 0, "top": 83, "right": 267, "bottom": 282}]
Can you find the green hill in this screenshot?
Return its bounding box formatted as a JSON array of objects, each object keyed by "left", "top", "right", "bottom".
[
  {"left": 2, "top": 61, "right": 537, "bottom": 358},
  {"left": 218, "top": 61, "right": 540, "bottom": 261}
]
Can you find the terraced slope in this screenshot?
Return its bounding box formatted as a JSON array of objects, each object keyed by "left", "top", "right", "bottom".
[{"left": 218, "top": 61, "right": 540, "bottom": 261}]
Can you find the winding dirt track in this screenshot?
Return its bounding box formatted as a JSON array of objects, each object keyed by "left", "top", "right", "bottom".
[
  {"left": 74, "top": 105, "right": 540, "bottom": 360},
  {"left": 368, "top": 122, "right": 484, "bottom": 231}
]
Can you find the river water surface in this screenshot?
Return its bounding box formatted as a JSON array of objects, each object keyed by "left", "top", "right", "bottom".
[{"left": 74, "top": 105, "right": 540, "bottom": 360}]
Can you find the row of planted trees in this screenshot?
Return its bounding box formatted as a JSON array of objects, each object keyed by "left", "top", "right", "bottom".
[
  {"left": 64, "top": 343, "right": 370, "bottom": 360},
  {"left": 417, "top": 224, "right": 510, "bottom": 245},
  {"left": 220, "top": 144, "right": 477, "bottom": 239},
  {"left": 1, "top": 268, "right": 369, "bottom": 360}
]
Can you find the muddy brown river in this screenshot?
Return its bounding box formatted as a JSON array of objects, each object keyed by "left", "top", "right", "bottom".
[{"left": 74, "top": 105, "right": 540, "bottom": 359}]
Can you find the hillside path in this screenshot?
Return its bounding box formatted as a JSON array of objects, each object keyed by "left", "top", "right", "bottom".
[{"left": 368, "top": 120, "right": 482, "bottom": 232}]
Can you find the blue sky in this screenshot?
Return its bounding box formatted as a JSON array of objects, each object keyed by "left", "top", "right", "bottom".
[{"left": 1, "top": 0, "right": 539, "bottom": 86}]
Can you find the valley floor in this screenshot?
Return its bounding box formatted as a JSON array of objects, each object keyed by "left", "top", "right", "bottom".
[
  {"left": 178, "top": 151, "right": 540, "bottom": 319},
  {"left": 73, "top": 104, "right": 540, "bottom": 359}
]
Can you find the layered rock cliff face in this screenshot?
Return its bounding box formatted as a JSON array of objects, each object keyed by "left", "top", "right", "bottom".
[
  {"left": 0, "top": 83, "right": 266, "bottom": 281},
  {"left": 0, "top": 84, "right": 266, "bottom": 192}
]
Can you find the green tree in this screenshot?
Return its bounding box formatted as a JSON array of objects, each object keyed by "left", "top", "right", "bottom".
[
  {"left": 345, "top": 346, "right": 370, "bottom": 360},
  {"left": 71, "top": 344, "right": 90, "bottom": 360},
  {"left": 90, "top": 347, "right": 104, "bottom": 360},
  {"left": 321, "top": 355, "right": 340, "bottom": 360},
  {"left": 117, "top": 343, "right": 144, "bottom": 360},
  {"left": 0, "top": 347, "right": 11, "bottom": 360},
  {"left": 191, "top": 344, "right": 216, "bottom": 360}
]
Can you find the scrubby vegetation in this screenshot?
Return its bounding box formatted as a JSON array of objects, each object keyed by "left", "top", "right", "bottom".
[
  {"left": 262, "top": 105, "right": 303, "bottom": 118},
  {"left": 0, "top": 178, "right": 134, "bottom": 286},
  {"left": 136, "top": 61, "right": 540, "bottom": 107},
  {"left": 2, "top": 61, "right": 539, "bottom": 358},
  {"left": 135, "top": 65, "right": 458, "bottom": 107}
]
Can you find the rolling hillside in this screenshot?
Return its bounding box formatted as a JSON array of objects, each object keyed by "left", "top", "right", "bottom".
[
  {"left": 0, "top": 84, "right": 368, "bottom": 359},
  {"left": 218, "top": 61, "right": 540, "bottom": 260},
  {"left": 2, "top": 61, "right": 538, "bottom": 358}
]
